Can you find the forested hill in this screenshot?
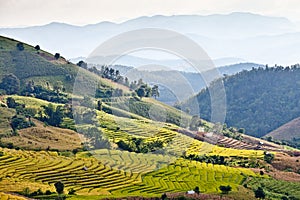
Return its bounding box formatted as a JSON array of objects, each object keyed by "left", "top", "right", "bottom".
[{"left": 181, "top": 64, "right": 300, "bottom": 138}]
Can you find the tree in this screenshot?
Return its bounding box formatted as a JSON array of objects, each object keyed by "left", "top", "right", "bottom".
[
  {"left": 124, "top": 77, "right": 129, "bottom": 87},
  {"left": 54, "top": 53, "right": 60, "bottom": 59},
  {"left": 7, "top": 97, "right": 17, "bottom": 108},
  {"left": 54, "top": 181, "right": 64, "bottom": 194},
  {"left": 34, "top": 45, "right": 40, "bottom": 51},
  {"left": 16, "top": 42, "right": 24, "bottom": 51},
  {"left": 85, "top": 127, "right": 111, "bottom": 149},
  {"left": 189, "top": 115, "right": 202, "bottom": 131},
  {"left": 238, "top": 128, "right": 245, "bottom": 134},
  {"left": 77, "top": 60, "right": 87, "bottom": 69},
  {"left": 136, "top": 84, "right": 152, "bottom": 99},
  {"left": 68, "top": 188, "right": 76, "bottom": 195},
  {"left": 151, "top": 85, "right": 159, "bottom": 99},
  {"left": 194, "top": 186, "right": 200, "bottom": 194},
  {"left": 161, "top": 193, "right": 167, "bottom": 200},
  {"left": 109, "top": 68, "right": 115, "bottom": 79},
  {"left": 97, "top": 100, "right": 102, "bottom": 111},
  {"left": 53, "top": 81, "right": 63, "bottom": 94},
  {"left": 264, "top": 151, "right": 274, "bottom": 164},
  {"left": 254, "top": 187, "right": 265, "bottom": 199},
  {"left": 0, "top": 74, "right": 20, "bottom": 95},
  {"left": 41, "top": 104, "right": 64, "bottom": 126},
  {"left": 219, "top": 185, "right": 232, "bottom": 194},
  {"left": 11, "top": 115, "right": 34, "bottom": 130},
  {"left": 136, "top": 85, "right": 146, "bottom": 99}
]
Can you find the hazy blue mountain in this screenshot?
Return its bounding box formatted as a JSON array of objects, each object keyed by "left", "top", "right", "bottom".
[
  {"left": 104, "top": 62, "right": 262, "bottom": 105},
  {"left": 0, "top": 12, "right": 298, "bottom": 65}
]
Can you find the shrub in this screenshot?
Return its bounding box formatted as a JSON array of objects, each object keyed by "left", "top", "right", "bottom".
[
  {"left": 54, "top": 181, "right": 64, "bottom": 194},
  {"left": 254, "top": 187, "right": 266, "bottom": 199},
  {"left": 68, "top": 188, "right": 76, "bottom": 195},
  {"left": 219, "top": 185, "right": 232, "bottom": 194},
  {"left": 16, "top": 42, "right": 24, "bottom": 51},
  {"left": 45, "top": 190, "right": 52, "bottom": 195},
  {"left": 264, "top": 151, "right": 274, "bottom": 164},
  {"left": 54, "top": 53, "right": 60, "bottom": 59},
  {"left": 11, "top": 115, "right": 34, "bottom": 130}
]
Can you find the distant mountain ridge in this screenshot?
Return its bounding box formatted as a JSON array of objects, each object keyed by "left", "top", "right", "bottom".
[
  {"left": 105, "top": 62, "right": 263, "bottom": 105},
  {"left": 0, "top": 12, "right": 299, "bottom": 65}
]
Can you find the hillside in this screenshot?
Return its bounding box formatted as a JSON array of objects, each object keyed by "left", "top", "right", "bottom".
[
  {"left": 180, "top": 65, "right": 300, "bottom": 142},
  {"left": 0, "top": 35, "right": 190, "bottom": 126},
  {"left": 0, "top": 36, "right": 129, "bottom": 95},
  {"left": 0, "top": 36, "right": 300, "bottom": 200},
  {"left": 106, "top": 63, "right": 262, "bottom": 105},
  {"left": 265, "top": 117, "right": 300, "bottom": 148}
]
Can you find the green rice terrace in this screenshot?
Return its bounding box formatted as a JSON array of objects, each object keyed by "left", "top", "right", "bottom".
[{"left": 0, "top": 147, "right": 258, "bottom": 199}]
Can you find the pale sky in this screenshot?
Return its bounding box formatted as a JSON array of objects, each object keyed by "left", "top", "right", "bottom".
[{"left": 0, "top": 0, "right": 300, "bottom": 28}]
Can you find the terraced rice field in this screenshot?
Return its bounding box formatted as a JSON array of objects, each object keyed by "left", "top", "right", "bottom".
[
  {"left": 0, "top": 192, "right": 27, "bottom": 200},
  {"left": 0, "top": 148, "right": 258, "bottom": 198},
  {"left": 247, "top": 177, "right": 300, "bottom": 199},
  {"left": 98, "top": 111, "right": 265, "bottom": 159}
]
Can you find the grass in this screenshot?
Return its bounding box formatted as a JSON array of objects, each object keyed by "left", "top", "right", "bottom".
[
  {"left": 247, "top": 177, "right": 300, "bottom": 199},
  {"left": 0, "top": 35, "right": 128, "bottom": 96},
  {"left": 109, "top": 97, "right": 192, "bottom": 127},
  {"left": 0, "top": 107, "right": 15, "bottom": 136},
  {"left": 1, "top": 119, "right": 83, "bottom": 151},
  {"left": 6, "top": 95, "right": 62, "bottom": 109}
]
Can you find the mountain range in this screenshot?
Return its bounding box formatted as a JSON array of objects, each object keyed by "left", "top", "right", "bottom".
[{"left": 0, "top": 12, "right": 299, "bottom": 66}]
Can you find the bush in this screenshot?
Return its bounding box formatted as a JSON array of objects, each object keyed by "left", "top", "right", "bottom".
[
  {"left": 264, "top": 151, "right": 275, "bottom": 164},
  {"left": 45, "top": 190, "right": 52, "bottom": 195},
  {"left": 68, "top": 188, "right": 76, "bottom": 195},
  {"left": 54, "top": 53, "right": 60, "bottom": 59},
  {"left": 54, "top": 181, "right": 64, "bottom": 194},
  {"left": 16, "top": 42, "right": 24, "bottom": 51},
  {"left": 11, "top": 115, "right": 34, "bottom": 130},
  {"left": 0, "top": 74, "right": 20, "bottom": 95},
  {"left": 219, "top": 185, "right": 232, "bottom": 194},
  {"left": 254, "top": 187, "right": 266, "bottom": 199}
]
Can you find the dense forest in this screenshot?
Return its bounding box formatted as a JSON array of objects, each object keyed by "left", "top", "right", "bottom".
[{"left": 181, "top": 64, "right": 300, "bottom": 138}]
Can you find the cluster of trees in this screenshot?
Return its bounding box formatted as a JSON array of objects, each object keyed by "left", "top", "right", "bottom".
[
  {"left": 222, "top": 124, "right": 244, "bottom": 141},
  {"left": 77, "top": 62, "right": 126, "bottom": 85},
  {"left": 0, "top": 74, "right": 20, "bottom": 95},
  {"left": 263, "top": 151, "right": 275, "bottom": 164},
  {"left": 22, "top": 80, "right": 68, "bottom": 103},
  {"left": 0, "top": 74, "right": 68, "bottom": 104},
  {"left": 77, "top": 61, "right": 160, "bottom": 99},
  {"left": 40, "top": 104, "right": 65, "bottom": 126},
  {"left": 83, "top": 126, "right": 111, "bottom": 149},
  {"left": 21, "top": 187, "right": 53, "bottom": 198},
  {"left": 10, "top": 115, "right": 34, "bottom": 131},
  {"left": 117, "top": 137, "right": 164, "bottom": 153},
  {"left": 20, "top": 181, "right": 69, "bottom": 199},
  {"left": 6, "top": 97, "right": 35, "bottom": 132},
  {"left": 183, "top": 154, "right": 227, "bottom": 165},
  {"left": 184, "top": 64, "right": 300, "bottom": 139}
]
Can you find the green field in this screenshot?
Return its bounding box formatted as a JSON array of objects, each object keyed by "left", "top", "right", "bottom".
[
  {"left": 0, "top": 147, "right": 258, "bottom": 199},
  {"left": 247, "top": 177, "right": 300, "bottom": 199}
]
